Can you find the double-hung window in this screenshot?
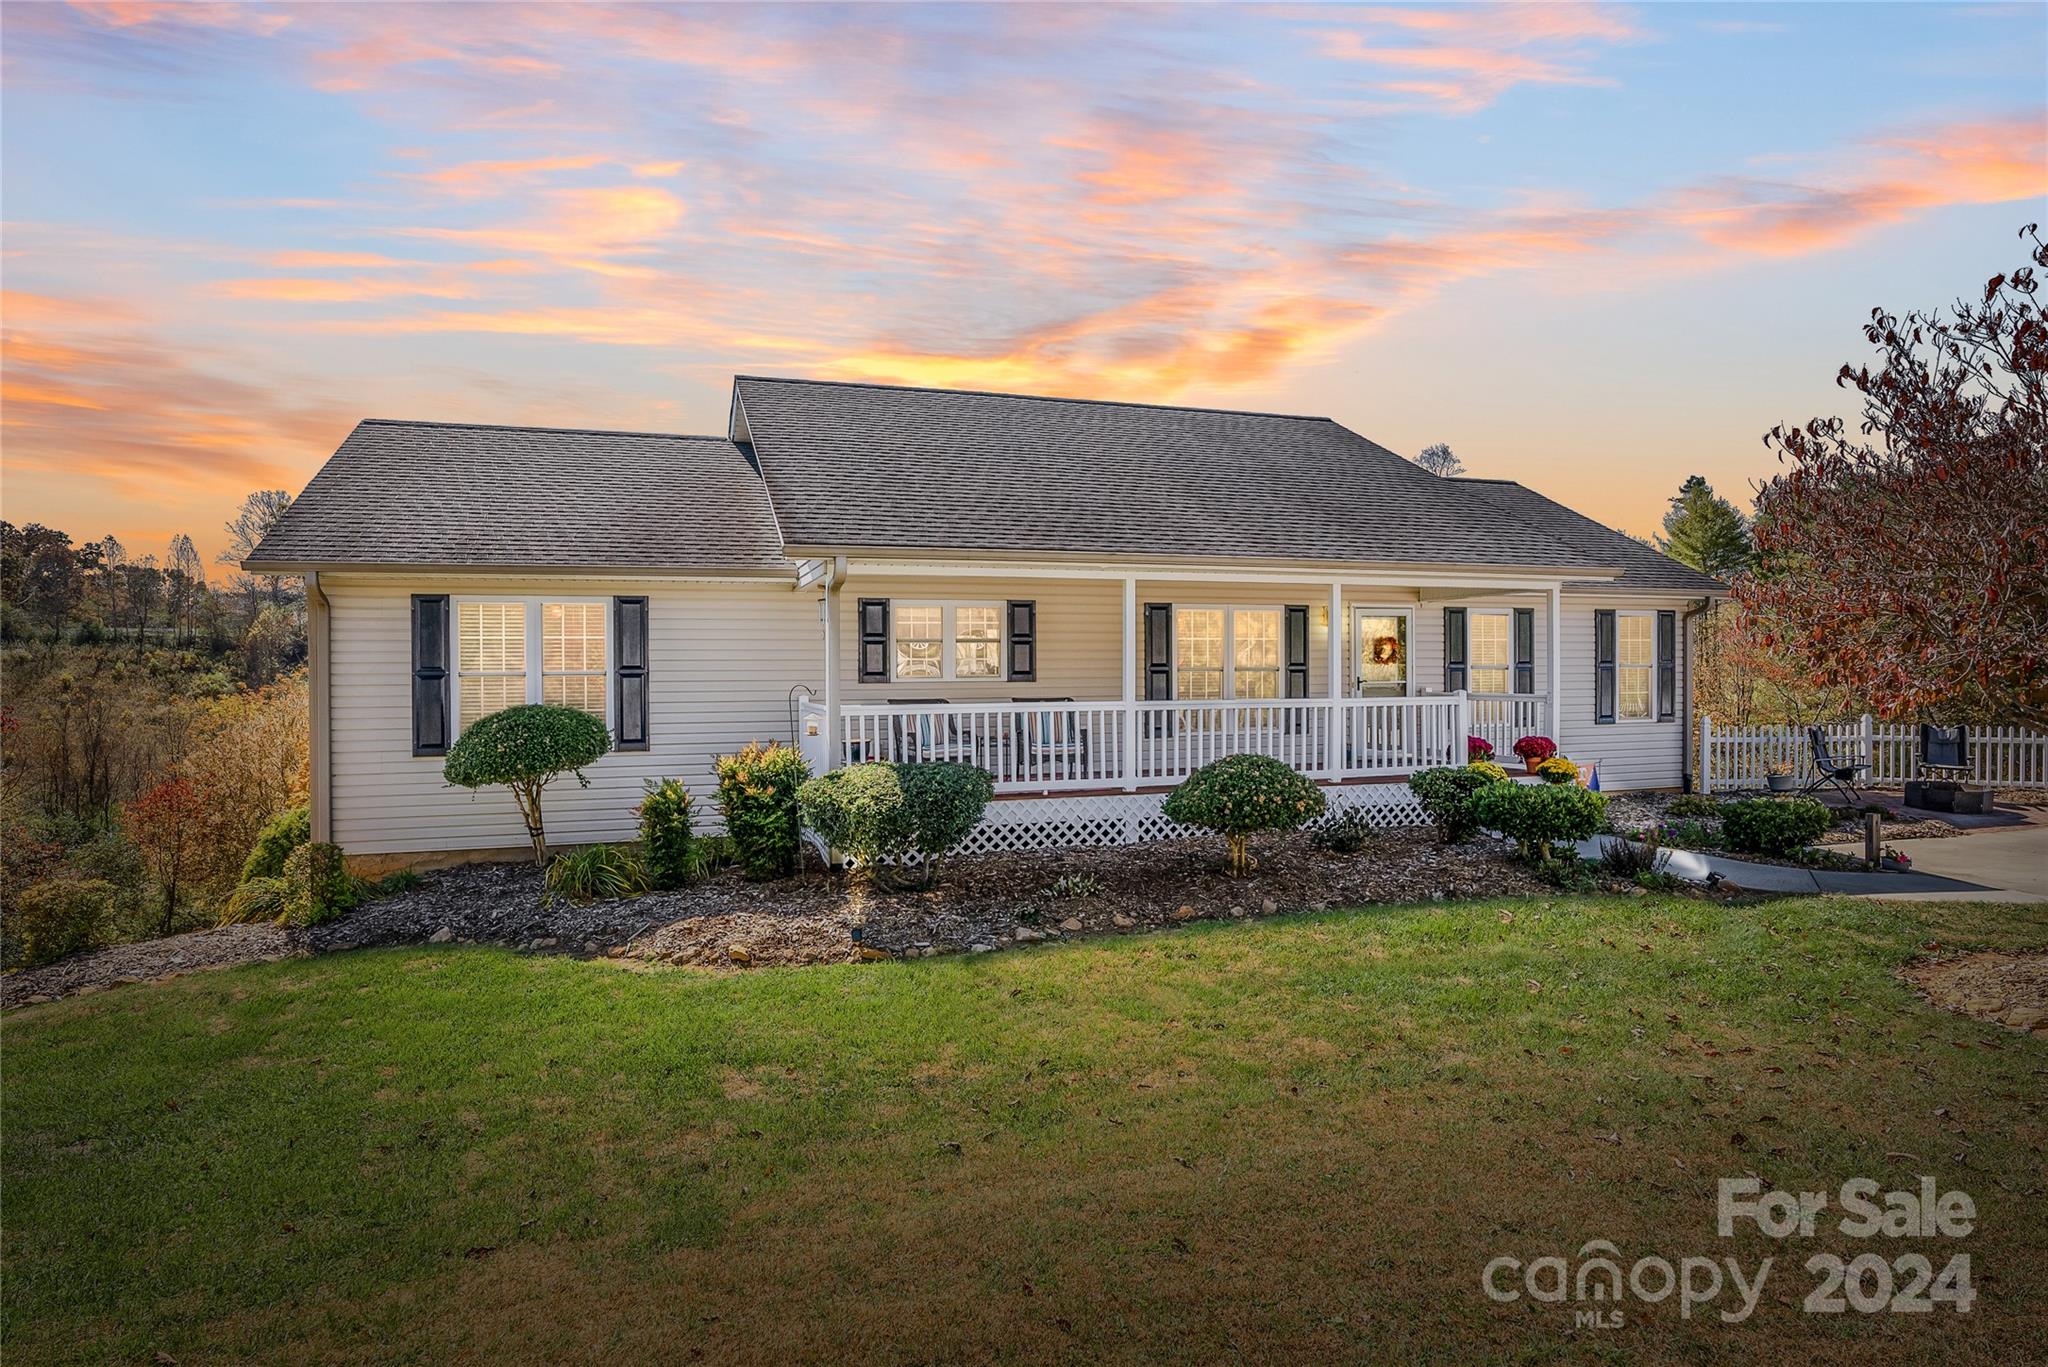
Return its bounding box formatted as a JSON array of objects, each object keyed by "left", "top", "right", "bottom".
[
  {"left": 1468, "top": 610, "right": 1511, "bottom": 694},
  {"left": 1616, "top": 612, "right": 1655, "bottom": 721},
  {"left": 1174, "top": 606, "right": 1282, "bottom": 699},
  {"left": 892, "top": 603, "right": 1003, "bottom": 682},
  {"left": 454, "top": 597, "right": 608, "bottom": 735}
]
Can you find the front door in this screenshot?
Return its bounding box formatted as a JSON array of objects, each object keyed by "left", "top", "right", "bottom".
[{"left": 1353, "top": 610, "right": 1410, "bottom": 698}]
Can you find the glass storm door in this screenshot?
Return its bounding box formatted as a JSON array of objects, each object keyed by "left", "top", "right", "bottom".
[{"left": 1353, "top": 610, "right": 1409, "bottom": 698}]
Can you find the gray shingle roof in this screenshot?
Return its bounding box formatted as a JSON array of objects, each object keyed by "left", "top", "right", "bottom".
[
  {"left": 1456, "top": 478, "right": 1726, "bottom": 594},
  {"left": 733, "top": 376, "right": 1613, "bottom": 572},
  {"left": 243, "top": 420, "right": 788, "bottom": 573}
]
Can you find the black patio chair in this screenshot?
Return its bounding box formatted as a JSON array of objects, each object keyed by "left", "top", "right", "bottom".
[
  {"left": 1012, "top": 697, "right": 1086, "bottom": 782},
  {"left": 1802, "top": 726, "right": 1869, "bottom": 805},
  {"left": 886, "top": 698, "right": 975, "bottom": 764},
  {"left": 1918, "top": 724, "right": 1971, "bottom": 782}
]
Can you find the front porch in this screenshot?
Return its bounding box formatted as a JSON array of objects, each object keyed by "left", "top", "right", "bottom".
[
  {"left": 798, "top": 692, "right": 1548, "bottom": 794},
  {"left": 794, "top": 560, "right": 1567, "bottom": 797}
]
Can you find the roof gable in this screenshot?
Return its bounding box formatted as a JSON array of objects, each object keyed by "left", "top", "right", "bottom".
[{"left": 1455, "top": 478, "right": 1725, "bottom": 594}]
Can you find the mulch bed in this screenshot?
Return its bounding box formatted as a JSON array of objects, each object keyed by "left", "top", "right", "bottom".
[
  {"left": 1901, "top": 950, "right": 2048, "bottom": 1036},
  {"left": 5, "top": 830, "right": 1554, "bottom": 1002}
]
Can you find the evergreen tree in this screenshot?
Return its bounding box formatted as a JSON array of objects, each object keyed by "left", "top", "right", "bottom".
[
  {"left": 1413, "top": 442, "right": 1463, "bottom": 477},
  {"left": 1656, "top": 475, "right": 1751, "bottom": 579}
]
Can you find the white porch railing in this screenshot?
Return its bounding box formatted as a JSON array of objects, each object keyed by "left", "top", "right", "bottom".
[
  {"left": 799, "top": 693, "right": 1546, "bottom": 794},
  {"left": 1468, "top": 692, "right": 1551, "bottom": 761},
  {"left": 1699, "top": 715, "right": 2048, "bottom": 793}
]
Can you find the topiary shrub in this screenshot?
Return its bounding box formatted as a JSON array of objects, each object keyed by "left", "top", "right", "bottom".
[
  {"left": 1720, "top": 796, "right": 1832, "bottom": 857},
  {"left": 239, "top": 804, "right": 310, "bottom": 883},
  {"left": 1161, "top": 753, "right": 1326, "bottom": 876},
  {"left": 1409, "top": 765, "right": 1510, "bottom": 844},
  {"left": 546, "top": 844, "right": 650, "bottom": 903},
  {"left": 798, "top": 760, "right": 993, "bottom": 888},
  {"left": 637, "top": 778, "right": 695, "bottom": 889},
  {"left": 1467, "top": 759, "right": 1510, "bottom": 784},
  {"left": 1535, "top": 756, "right": 1579, "bottom": 785},
  {"left": 1472, "top": 782, "right": 1608, "bottom": 863},
  {"left": 714, "top": 742, "right": 811, "bottom": 880},
  {"left": 279, "top": 842, "right": 358, "bottom": 927},
  {"left": 443, "top": 704, "right": 611, "bottom": 865},
  {"left": 13, "top": 879, "right": 115, "bottom": 967}
]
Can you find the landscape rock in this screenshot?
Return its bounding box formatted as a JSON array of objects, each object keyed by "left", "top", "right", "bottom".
[
  {"left": 1060, "top": 917, "right": 1084, "bottom": 933},
  {"left": 428, "top": 927, "right": 454, "bottom": 944}
]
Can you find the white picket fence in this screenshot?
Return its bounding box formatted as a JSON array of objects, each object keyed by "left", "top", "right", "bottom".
[{"left": 1699, "top": 715, "right": 2048, "bottom": 793}]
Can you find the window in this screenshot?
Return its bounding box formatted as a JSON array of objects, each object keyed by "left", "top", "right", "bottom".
[
  {"left": 454, "top": 598, "right": 608, "bottom": 735},
  {"left": 1617, "top": 612, "right": 1655, "bottom": 721},
  {"left": 1468, "top": 610, "right": 1511, "bottom": 693},
  {"left": 1174, "top": 606, "right": 1282, "bottom": 699},
  {"left": 892, "top": 602, "right": 1003, "bottom": 681}
]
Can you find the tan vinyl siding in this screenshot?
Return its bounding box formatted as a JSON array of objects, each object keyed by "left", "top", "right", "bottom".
[
  {"left": 838, "top": 579, "right": 1335, "bottom": 701},
  {"left": 1554, "top": 594, "right": 1692, "bottom": 792},
  {"left": 326, "top": 575, "right": 818, "bottom": 855}
]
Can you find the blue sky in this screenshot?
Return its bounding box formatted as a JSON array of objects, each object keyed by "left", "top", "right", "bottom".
[{"left": 3, "top": 1, "right": 2043, "bottom": 562}]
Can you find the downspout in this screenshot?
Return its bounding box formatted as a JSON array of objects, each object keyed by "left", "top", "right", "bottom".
[
  {"left": 305, "top": 572, "right": 333, "bottom": 844},
  {"left": 1681, "top": 596, "right": 1710, "bottom": 794}
]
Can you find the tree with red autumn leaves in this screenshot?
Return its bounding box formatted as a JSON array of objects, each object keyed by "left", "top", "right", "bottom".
[
  {"left": 125, "top": 777, "right": 207, "bottom": 935},
  {"left": 1740, "top": 223, "right": 2048, "bottom": 728}
]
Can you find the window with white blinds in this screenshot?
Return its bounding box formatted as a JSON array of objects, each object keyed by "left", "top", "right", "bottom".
[{"left": 454, "top": 598, "right": 609, "bottom": 734}]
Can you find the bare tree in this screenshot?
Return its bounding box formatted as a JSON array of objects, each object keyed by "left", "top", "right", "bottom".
[
  {"left": 167, "top": 534, "right": 204, "bottom": 643},
  {"left": 1413, "top": 442, "right": 1465, "bottom": 477},
  {"left": 219, "top": 490, "right": 295, "bottom": 606}
]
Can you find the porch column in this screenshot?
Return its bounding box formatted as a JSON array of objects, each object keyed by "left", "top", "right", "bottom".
[
  {"left": 1326, "top": 580, "right": 1343, "bottom": 780},
  {"left": 821, "top": 575, "right": 842, "bottom": 771},
  {"left": 1121, "top": 576, "right": 1138, "bottom": 792},
  {"left": 1547, "top": 583, "right": 1563, "bottom": 740}
]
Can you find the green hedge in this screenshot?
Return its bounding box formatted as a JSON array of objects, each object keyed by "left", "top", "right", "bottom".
[
  {"left": 714, "top": 742, "right": 811, "bottom": 880},
  {"left": 1471, "top": 782, "right": 1608, "bottom": 863},
  {"left": 637, "top": 779, "right": 696, "bottom": 889},
  {"left": 1408, "top": 766, "right": 1511, "bottom": 844},
  {"left": 798, "top": 761, "right": 993, "bottom": 888},
  {"left": 1721, "top": 797, "right": 1832, "bottom": 856}
]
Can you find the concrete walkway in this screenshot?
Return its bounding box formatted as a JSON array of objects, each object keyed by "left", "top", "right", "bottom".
[{"left": 1575, "top": 824, "right": 2048, "bottom": 902}]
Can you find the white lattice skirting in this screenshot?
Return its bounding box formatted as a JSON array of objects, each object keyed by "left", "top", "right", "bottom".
[{"left": 951, "top": 782, "right": 1429, "bottom": 857}]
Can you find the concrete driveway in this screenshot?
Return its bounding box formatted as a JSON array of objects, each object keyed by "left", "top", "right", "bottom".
[{"left": 1861, "top": 823, "right": 2048, "bottom": 903}]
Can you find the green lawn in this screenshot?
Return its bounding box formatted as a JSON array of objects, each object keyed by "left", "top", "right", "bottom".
[{"left": 6, "top": 895, "right": 2045, "bottom": 1364}]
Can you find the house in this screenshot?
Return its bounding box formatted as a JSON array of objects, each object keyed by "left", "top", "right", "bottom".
[{"left": 245, "top": 376, "right": 1726, "bottom": 866}]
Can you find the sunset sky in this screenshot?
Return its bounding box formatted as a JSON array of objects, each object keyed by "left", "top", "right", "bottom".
[{"left": 3, "top": 1, "right": 2044, "bottom": 567}]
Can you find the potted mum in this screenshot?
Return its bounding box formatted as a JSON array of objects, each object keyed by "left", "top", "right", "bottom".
[
  {"left": 1512, "top": 734, "right": 1557, "bottom": 775},
  {"left": 1468, "top": 736, "right": 1496, "bottom": 764}
]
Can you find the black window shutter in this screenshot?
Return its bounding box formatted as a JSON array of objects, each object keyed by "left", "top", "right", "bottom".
[
  {"left": 1284, "top": 605, "right": 1310, "bottom": 698},
  {"left": 411, "top": 594, "right": 450, "bottom": 756},
  {"left": 1442, "top": 607, "right": 1468, "bottom": 691},
  {"left": 614, "top": 595, "right": 649, "bottom": 751},
  {"left": 1006, "top": 600, "right": 1036, "bottom": 682},
  {"left": 1594, "top": 609, "right": 1617, "bottom": 725},
  {"left": 1656, "top": 610, "right": 1677, "bottom": 722},
  {"left": 1513, "top": 607, "right": 1535, "bottom": 694},
  {"left": 857, "top": 598, "right": 889, "bottom": 682},
  {"left": 1143, "top": 603, "right": 1173, "bottom": 700}
]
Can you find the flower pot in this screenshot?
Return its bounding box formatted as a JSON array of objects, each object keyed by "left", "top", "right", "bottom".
[
  {"left": 1523, "top": 758, "right": 1544, "bottom": 776},
  {"left": 1766, "top": 773, "right": 1797, "bottom": 793}
]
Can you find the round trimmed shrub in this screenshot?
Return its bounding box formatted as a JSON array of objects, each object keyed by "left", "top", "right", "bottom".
[
  {"left": 637, "top": 778, "right": 696, "bottom": 889},
  {"left": 1472, "top": 782, "right": 1608, "bottom": 863},
  {"left": 1721, "top": 796, "right": 1832, "bottom": 857},
  {"left": 1161, "top": 754, "right": 1326, "bottom": 876},
  {"left": 12, "top": 879, "right": 115, "bottom": 967},
  {"left": 1535, "top": 756, "right": 1579, "bottom": 785},
  {"left": 1409, "top": 765, "right": 1510, "bottom": 844},
  {"left": 443, "top": 704, "right": 611, "bottom": 865},
  {"left": 714, "top": 741, "right": 812, "bottom": 880},
  {"left": 239, "top": 804, "right": 310, "bottom": 883},
  {"left": 1467, "top": 759, "right": 1510, "bottom": 784},
  {"left": 798, "top": 760, "right": 993, "bottom": 888}
]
